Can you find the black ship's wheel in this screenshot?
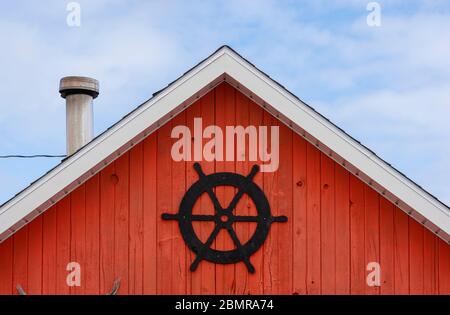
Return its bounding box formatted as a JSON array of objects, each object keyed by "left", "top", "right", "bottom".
[{"left": 162, "top": 162, "right": 287, "bottom": 273}]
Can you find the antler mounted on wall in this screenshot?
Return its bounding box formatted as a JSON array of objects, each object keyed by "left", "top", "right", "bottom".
[
  {"left": 16, "top": 284, "right": 26, "bottom": 295},
  {"left": 107, "top": 278, "right": 121, "bottom": 295}
]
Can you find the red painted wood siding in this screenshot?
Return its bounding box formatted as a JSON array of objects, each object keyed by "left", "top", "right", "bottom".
[{"left": 0, "top": 82, "right": 449, "bottom": 295}]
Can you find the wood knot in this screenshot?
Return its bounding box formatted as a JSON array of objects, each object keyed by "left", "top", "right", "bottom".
[
  {"left": 296, "top": 180, "right": 304, "bottom": 187},
  {"left": 111, "top": 174, "right": 119, "bottom": 184},
  {"left": 323, "top": 184, "right": 329, "bottom": 190}
]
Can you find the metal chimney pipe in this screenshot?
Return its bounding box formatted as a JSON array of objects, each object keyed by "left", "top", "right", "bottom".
[{"left": 59, "top": 76, "right": 99, "bottom": 155}]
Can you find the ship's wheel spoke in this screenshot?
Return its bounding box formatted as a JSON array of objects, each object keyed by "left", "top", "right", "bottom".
[
  {"left": 271, "top": 215, "right": 288, "bottom": 223},
  {"left": 161, "top": 213, "right": 179, "bottom": 220},
  {"left": 226, "top": 226, "right": 255, "bottom": 273},
  {"left": 194, "top": 163, "right": 224, "bottom": 214},
  {"left": 233, "top": 215, "right": 259, "bottom": 222},
  {"left": 224, "top": 165, "right": 259, "bottom": 214},
  {"left": 190, "top": 224, "right": 221, "bottom": 271},
  {"left": 190, "top": 214, "right": 216, "bottom": 221}
]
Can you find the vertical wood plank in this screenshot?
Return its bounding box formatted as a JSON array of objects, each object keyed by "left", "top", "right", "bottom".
[
  {"left": 157, "top": 121, "right": 173, "bottom": 294},
  {"left": 394, "top": 207, "right": 410, "bottom": 294},
  {"left": 423, "top": 230, "right": 437, "bottom": 294},
  {"left": 409, "top": 218, "right": 424, "bottom": 294},
  {"left": 27, "top": 216, "right": 43, "bottom": 294},
  {"left": 379, "top": 197, "right": 394, "bottom": 294},
  {"left": 247, "top": 91, "right": 264, "bottom": 295},
  {"left": 334, "top": 164, "right": 350, "bottom": 294},
  {"left": 186, "top": 97, "right": 202, "bottom": 295},
  {"left": 292, "top": 135, "right": 307, "bottom": 295},
  {"left": 129, "top": 143, "right": 144, "bottom": 295},
  {"left": 42, "top": 205, "right": 57, "bottom": 294},
  {"left": 99, "top": 164, "right": 116, "bottom": 294},
  {"left": 0, "top": 238, "right": 13, "bottom": 294},
  {"left": 320, "top": 154, "right": 335, "bottom": 294},
  {"left": 114, "top": 153, "right": 130, "bottom": 294},
  {"left": 198, "top": 90, "right": 216, "bottom": 294},
  {"left": 143, "top": 134, "right": 157, "bottom": 294},
  {"left": 263, "top": 112, "right": 280, "bottom": 294},
  {"left": 171, "top": 111, "right": 187, "bottom": 294},
  {"left": 85, "top": 174, "right": 100, "bottom": 295},
  {"left": 349, "top": 175, "right": 365, "bottom": 294},
  {"left": 277, "top": 120, "right": 293, "bottom": 295},
  {"left": 235, "top": 86, "right": 254, "bottom": 294},
  {"left": 56, "top": 197, "right": 71, "bottom": 294},
  {"left": 306, "top": 142, "right": 321, "bottom": 294},
  {"left": 364, "top": 186, "right": 380, "bottom": 295},
  {"left": 13, "top": 227, "right": 28, "bottom": 295},
  {"left": 215, "top": 83, "right": 236, "bottom": 294},
  {"left": 71, "top": 185, "right": 86, "bottom": 295},
  {"left": 438, "top": 238, "right": 450, "bottom": 294}
]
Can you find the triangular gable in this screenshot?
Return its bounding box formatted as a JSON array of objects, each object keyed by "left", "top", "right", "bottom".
[{"left": 0, "top": 45, "right": 449, "bottom": 244}]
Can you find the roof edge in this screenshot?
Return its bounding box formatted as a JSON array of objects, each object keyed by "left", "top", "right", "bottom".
[{"left": 0, "top": 45, "right": 449, "bottom": 244}]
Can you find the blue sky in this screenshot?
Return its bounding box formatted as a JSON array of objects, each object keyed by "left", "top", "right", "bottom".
[{"left": 1, "top": 0, "right": 450, "bottom": 205}]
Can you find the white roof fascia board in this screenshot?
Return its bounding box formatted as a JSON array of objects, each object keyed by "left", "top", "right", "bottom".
[
  {"left": 0, "top": 47, "right": 228, "bottom": 239},
  {"left": 222, "top": 50, "right": 450, "bottom": 238},
  {"left": 0, "top": 46, "right": 449, "bottom": 244}
]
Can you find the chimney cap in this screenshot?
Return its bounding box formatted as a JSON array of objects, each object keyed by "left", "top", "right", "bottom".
[{"left": 59, "top": 76, "right": 99, "bottom": 99}]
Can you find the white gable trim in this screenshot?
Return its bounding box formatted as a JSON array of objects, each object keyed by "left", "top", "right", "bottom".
[{"left": 0, "top": 46, "right": 449, "bottom": 243}]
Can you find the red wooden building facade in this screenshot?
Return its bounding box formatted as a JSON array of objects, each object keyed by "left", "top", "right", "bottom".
[{"left": 0, "top": 47, "right": 448, "bottom": 295}]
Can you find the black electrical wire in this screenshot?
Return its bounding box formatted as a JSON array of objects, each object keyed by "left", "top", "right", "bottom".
[{"left": 0, "top": 154, "right": 66, "bottom": 159}]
